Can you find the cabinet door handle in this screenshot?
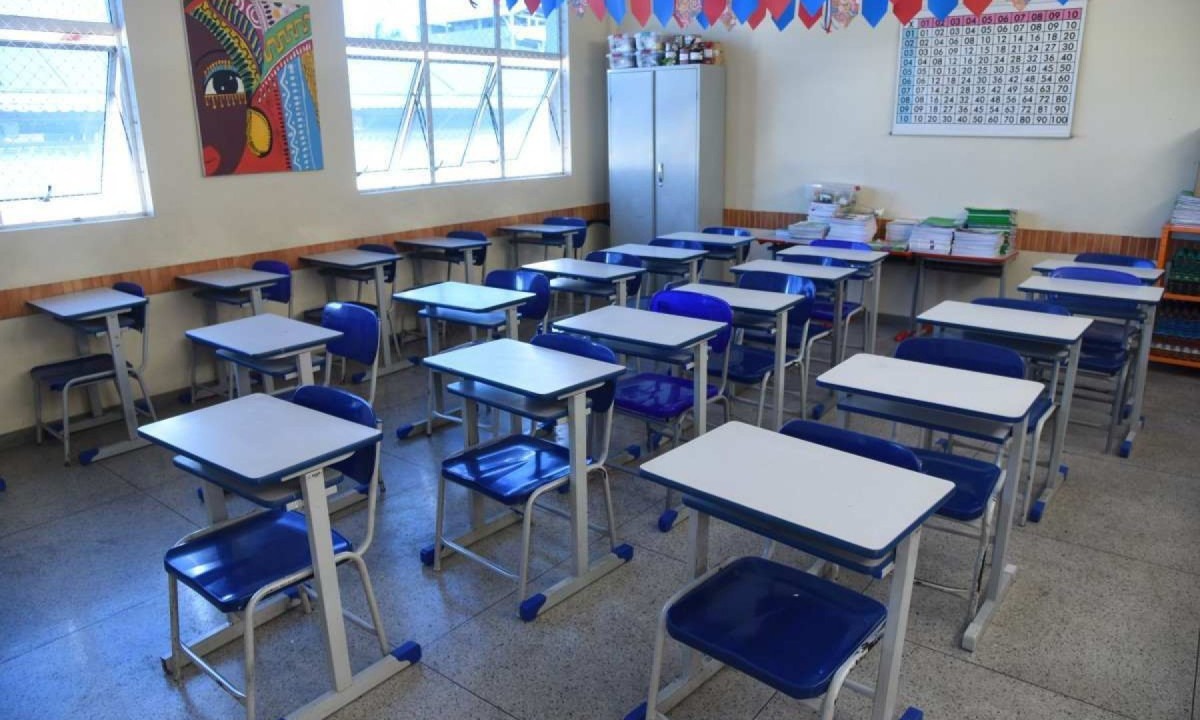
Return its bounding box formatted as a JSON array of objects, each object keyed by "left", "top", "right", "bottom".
[{"left": 656, "top": 163, "right": 665, "bottom": 187}]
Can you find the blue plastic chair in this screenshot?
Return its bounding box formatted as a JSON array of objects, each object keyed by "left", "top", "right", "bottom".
[
  {"left": 1074, "top": 252, "right": 1156, "bottom": 269},
  {"left": 195, "top": 259, "right": 293, "bottom": 316},
  {"left": 164, "top": 386, "right": 395, "bottom": 720},
  {"left": 31, "top": 281, "right": 157, "bottom": 464},
  {"left": 780, "top": 254, "right": 867, "bottom": 360},
  {"left": 631, "top": 420, "right": 919, "bottom": 720},
  {"left": 892, "top": 337, "right": 1049, "bottom": 620},
  {"left": 736, "top": 272, "right": 826, "bottom": 418},
  {"left": 428, "top": 333, "right": 624, "bottom": 619},
  {"left": 812, "top": 239, "right": 873, "bottom": 252},
  {"left": 543, "top": 215, "right": 588, "bottom": 255},
  {"left": 219, "top": 301, "right": 381, "bottom": 404},
  {"left": 443, "top": 230, "right": 489, "bottom": 278},
  {"left": 304, "top": 243, "right": 401, "bottom": 359}
]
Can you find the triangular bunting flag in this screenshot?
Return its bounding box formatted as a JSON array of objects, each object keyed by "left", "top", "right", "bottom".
[
  {"left": 525, "top": 0, "right": 541, "bottom": 13},
  {"left": 797, "top": 1, "right": 822, "bottom": 28},
  {"left": 605, "top": 0, "right": 626, "bottom": 21},
  {"left": 773, "top": 0, "right": 796, "bottom": 29},
  {"left": 674, "top": 0, "right": 700, "bottom": 27},
  {"left": 747, "top": 3, "right": 768, "bottom": 27},
  {"left": 799, "top": 0, "right": 824, "bottom": 15},
  {"left": 731, "top": 0, "right": 758, "bottom": 22},
  {"left": 862, "top": 0, "right": 888, "bottom": 25},
  {"left": 631, "top": 0, "right": 653, "bottom": 24},
  {"left": 893, "top": 0, "right": 922, "bottom": 24},
  {"left": 507, "top": 0, "right": 521, "bottom": 9},
  {"left": 541, "top": 0, "right": 560, "bottom": 15},
  {"left": 832, "top": 0, "right": 859, "bottom": 27},
  {"left": 928, "top": 0, "right": 957, "bottom": 20},
  {"left": 703, "top": 0, "right": 728, "bottom": 24},
  {"left": 963, "top": 0, "right": 991, "bottom": 15},
  {"left": 763, "top": 0, "right": 791, "bottom": 17},
  {"left": 719, "top": 7, "right": 738, "bottom": 27},
  {"left": 654, "top": 0, "right": 675, "bottom": 24}
]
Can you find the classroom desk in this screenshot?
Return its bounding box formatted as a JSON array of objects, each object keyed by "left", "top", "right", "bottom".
[
  {"left": 301, "top": 249, "right": 406, "bottom": 376},
  {"left": 499, "top": 223, "right": 587, "bottom": 265},
  {"left": 818, "top": 353, "right": 1043, "bottom": 651},
  {"left": 673, "top": 282, "right": 807, "bottom": 430},
  {"left": 185, "top": 314, "right": 342, "bottom": 395},
  {"left": 395, "top": 236, "right": 492, "bottom": 285},
  {"left": 902, "top": 251, "right": 1020, "bottom": 339},
  {"left": 657, "top": 231, "right": 753, "bottom": 266},
  {"left": 636, "top": 421, "right": 952, "bottom": 720},
  {"left": 421, "top": 339, "right": 629, "bottom": 619},
  {"left": 28, "top": 288, "right": 150, "bottom": 464},
  {"left": 778, "top": 244, "right": 889, "bottom": 354},
  {"left": 1030, "top": 259, "right": 1164, "bottom": 284},
  {"left": 522, "top": 258, "right": 646, "bottom": 307},
  {"left": 392, "top": 281, "right": 534, "bottom": 438},
  {"left": 1018, "top": 275, "right": 1165, "bottom": 458},
  {"left": 605, "top": 242, "right": 707, "bottom": 285},
  {"left": 178, "top": 268, "right": 287, "bottom": 315},
  {"left": 139, "top": 394, "right": 416, "bottom": 719},
  {"left": 918, "top": 300, "right": 1094, "bottom": 523}
]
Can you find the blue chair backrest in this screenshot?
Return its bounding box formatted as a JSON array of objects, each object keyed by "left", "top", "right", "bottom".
[
  {"left": 485, "top": 269, "right": 551, "bottom": 321},
  {"left": 895, "top": 337, "right": 1026, "bottom": 379},
  {"left": 780, "top": 419, "right": 922, "bottom": 472},
  {"left": 447, "top": 230, "right": 488, "bottom": 266},
  {"left": 322, "top": 302, "right": 379, "bottom": 366},
  {"left": 543, "top": 216, "right": 587, "bottom": 249},
  {"left": 1074, "top": 252, "right": 1156, "bottom": 269},
  {"left": 812, "top": 239, "right": 873, "bottom": 251},
  {"left": 780, "top": 254, "right": 851, "bottom": 269},
  {"left": 649, "top": 237, "right": 706, "bottom": 272},
  {"left": 113, "top": 281, "right": 147, "bottom": 331},
  {"left": 586, "top": 250, "right": 644, "bottom": 297},
  {"left": 971, "top": 297, "right": 1070, "bottom": 316},
  {"left": 531, "top": 333, "right": 619, "bottom": 411},
  {"left": 358, "top": 243, "right": 399, "bottom": 283},
  {"left": 735, "top": 270, "right": 816, "bottom": 330},
  {"left": 702, "top": 226, "right": 751, "bottom": 237},
  {"left": 649, "top": 289, "right": 733, "bottom": 354},
  {"left": 1048, "top": 267, "right": 1141, "bottom": 319},
  {"left": 291, "top": 385, "right": 378, "bottom": 486},
  {"left": 252, "top": 259, "right": 292, "bottom": 305}
]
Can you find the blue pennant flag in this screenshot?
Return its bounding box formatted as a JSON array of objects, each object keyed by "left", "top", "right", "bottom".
[
  {"left": 653, "top": 0, "right": 674, "bottom": 24},
  {"left": 606, "top": 0, "right": 626, "bottom": 22},
  {"left": 774, "top": 0, "right": 796, "bottom": 29},
  {"left": 731, "top": 0, "right": 758, "bottom": 22},
  {"left": 928, "top": 0, "right": 958, "bottom": 20},
  {"left": 506, "top": 0, "right": 520, "bottom": 9},
  {"left": 800, "top": 0, "right": 825, "bottom": 15},
  {"left": 862, "top": 0, "right": 888, "bottom": 26},
  {"left": 541, "top": 0, "right": 560, "bottom": 15}
]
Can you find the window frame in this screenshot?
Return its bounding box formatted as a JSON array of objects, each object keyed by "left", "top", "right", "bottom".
[
  {"left": 0, "top": 2, "right": 153, "bottom": 231},
  {"left": 344, "top": 2, "right": 570, "bottom": 193}
]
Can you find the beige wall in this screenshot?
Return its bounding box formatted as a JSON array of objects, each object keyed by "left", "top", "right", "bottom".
[{"left": 0, "top": 2, "right": 611, "bottom": 436}]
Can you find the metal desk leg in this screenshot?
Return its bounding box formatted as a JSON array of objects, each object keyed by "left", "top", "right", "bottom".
[
  {"left": 75, "top": 331, "right": 104, "bottom": 419},
  {"left": 615, "top": 278, "right": 628, "bottom": 308},
  {"left": 963, "top": 415, "right": 1027, "bottom": 651},
  {"left": 658, "top": 341, "right": 710, "bottom": 532},
  {"left": 248, "top": 288, "right": 265, "bottom": 315},
  {"left": 296, "top": 350, "right": 316, "bottom": 386},
  {"left": 1121, "top": 305, "right": 1156, "bottom": 458},
  {"left": 868, "top": 263, "right": 883, "bottom": 354},
  {"left": 1030, "top": 341, "right": 1079, "bottom": 523},
  {"left": 872, "top": 529, "right": 921, "bottom": 720},
  {"left": 687, "top": 260, "right": 699, "bottom": 284},
  {"left": 519, "top": 391, "right": 631, "bottom": 621},
  {"left": 902, "top": 256, "right": 925, "bottom": 339},
  {"left": 832, "top": 280, "right": 847, "bottom": 365},
  {"left": 78, "top": 312, "right": 150, "bottom": 464},
  {"left": 999, "top": 259, "right": 1009, "bottom": 299},
  {"left": 772, "top": 309, "right": 787, "bottom": 430}
]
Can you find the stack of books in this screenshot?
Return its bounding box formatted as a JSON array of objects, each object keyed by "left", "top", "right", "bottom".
[
  {"left": 807, "top": 201, "right": 839, "bottom": 224},
  {"left": 908, "top": 217, "right": 958, "bottom": 254},
  {"left": 1170, "top": 192, "right": 1200, "bottom": 227},
  {"left": 826, "top": 211, "right": 878, "bottom": 244},
  {"left": 880, "top": 219, "right": 918, "bottom": 251},
  {"left": 965, "top": 207, "right": 1017, "bottom": 231},
  {"left": 952, "top": 228, "right": 1011, "bottom": 258},
  {"left": 786, "top": 220, "right": 829, "bottom": 242}
]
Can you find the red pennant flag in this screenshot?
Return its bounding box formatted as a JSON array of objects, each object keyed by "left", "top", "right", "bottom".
[
  {"left": 525, "top": 0, "right": 541, "bottom": 12},
  {"left": 747, "top": 2, "right": 768, "bottom": 27},
  {"left": 631, "top": 0, "right": 653, "bottom": 24},
  {"left": 703, "top": 0, "right": 728, "bottom": 24},
  {"left": 587, "top": 0, "right": 606, "bottom": 18},
  {"left": 797, "top": 2, "right": 821, "bottom": 27},
  {"left": 893, "top": 0, "right": 922, "bottom": 24},
  {"left": 763, "top": 0, "right": 791, "bottom": 18},
  {"left": 963, "top": 0, "right": 991, "bottom": 15}
]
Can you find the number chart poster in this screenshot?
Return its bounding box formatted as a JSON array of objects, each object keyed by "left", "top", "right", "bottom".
[
  {"left": 183, "top": 1, "right": 324, "bottom": 176},
  {"left": 892, "top": 0, "right": 1087, "bottom": 138}
]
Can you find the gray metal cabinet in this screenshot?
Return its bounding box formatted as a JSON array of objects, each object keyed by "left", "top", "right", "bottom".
[{"left": 607, "top": 65, "right": 725, "bottom": 245}]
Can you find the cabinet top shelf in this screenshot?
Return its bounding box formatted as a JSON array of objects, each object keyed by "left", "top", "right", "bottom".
[
  {"left": 1164, "top": 224, "right": 1200, "bottom": 234},
  {"left": 607, "top": 64, "right": 725, "bottom": 75}
]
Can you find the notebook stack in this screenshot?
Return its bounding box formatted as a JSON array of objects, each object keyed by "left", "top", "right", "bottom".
[
  {"left": 786, "top": 220, "right": 829, "bottom": 242},
  {"left": 952, "top": 228, "right": 1010, "bottom": 258},
  {"left": 964, "top": 207, "right": 1017, "bottom": 232},
  {"left": 908, "top": 217, "right": 957, "bottom": 254},
  {"left": 879, "top": 219, "right": 918, "bottom": 251},
  {"left": 1170, "top": 192, "right": 1200, "bottom": 227},
  {"left": 807, "top": 201, "right": 839, "bottom": 224},
  {"left": 826, "top": 211, "right": 878, "bottom": 244}
]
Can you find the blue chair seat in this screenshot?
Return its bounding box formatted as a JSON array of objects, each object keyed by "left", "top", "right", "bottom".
[
  {"left": 716, "top": 346, "right": 796, "bottom": 384},
  {"left": 1078, "top": 350, "right": 1128, "bottom": 375},
  {"left": 214, "top": 348, "right": 325, "bottom": 379},
  {"left": 442, "top": 435, "right": 571, "bottom": 505},
  {"left": 1028, "top": 394, "right": 1054, "bottom": 431},
  {"left": 1082, "top": 321, "right": 1135, "bottom": 351},
  {"left": 417, "top": 306, "right": 505, "bottom": 329},
  {"left": 614, "top": 373, "right": 719, "bottom": 422},
  {"left": 910, "top": 449, "right": 1001, "bottom": 522},
  {"left": 667, "top": 556, "right": 886, "bottom": 700},
  {"left": 164, "top": 509, "right": 351, "bottom": 614},
  {"left": 30, "top": 354, "right": 123, "bottom": 391},
  {"left": 811, "top": 301, "right": 862, "bottom": 323},
  {"left": 741, "top": 327, "right": 814, "bottom": 349}
]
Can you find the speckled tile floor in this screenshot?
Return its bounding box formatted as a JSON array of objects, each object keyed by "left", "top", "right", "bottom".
[{"left": 1, "top": 318, "right": 1198, "bottom": 720}]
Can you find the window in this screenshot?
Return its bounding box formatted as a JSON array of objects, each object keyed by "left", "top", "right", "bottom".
[
  {"left": 0, "top": 1, "right": 151, "bottom": 229},
  {"left": 343, "top": 1, "right": 568, "bottom": 191}
]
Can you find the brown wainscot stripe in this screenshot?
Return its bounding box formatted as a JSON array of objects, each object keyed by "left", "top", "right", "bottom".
[{"left": 0, "top": 203, "right": 609, "bottom": 321}]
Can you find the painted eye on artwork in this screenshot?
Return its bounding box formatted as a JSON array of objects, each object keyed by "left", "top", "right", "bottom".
[{"left": 204, "top": 69, "right": 245, "bottom": 96}]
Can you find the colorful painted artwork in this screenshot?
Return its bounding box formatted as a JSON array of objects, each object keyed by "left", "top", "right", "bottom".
[{"left": 183, "top": 1, "right": 323, "bottom": 176}]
